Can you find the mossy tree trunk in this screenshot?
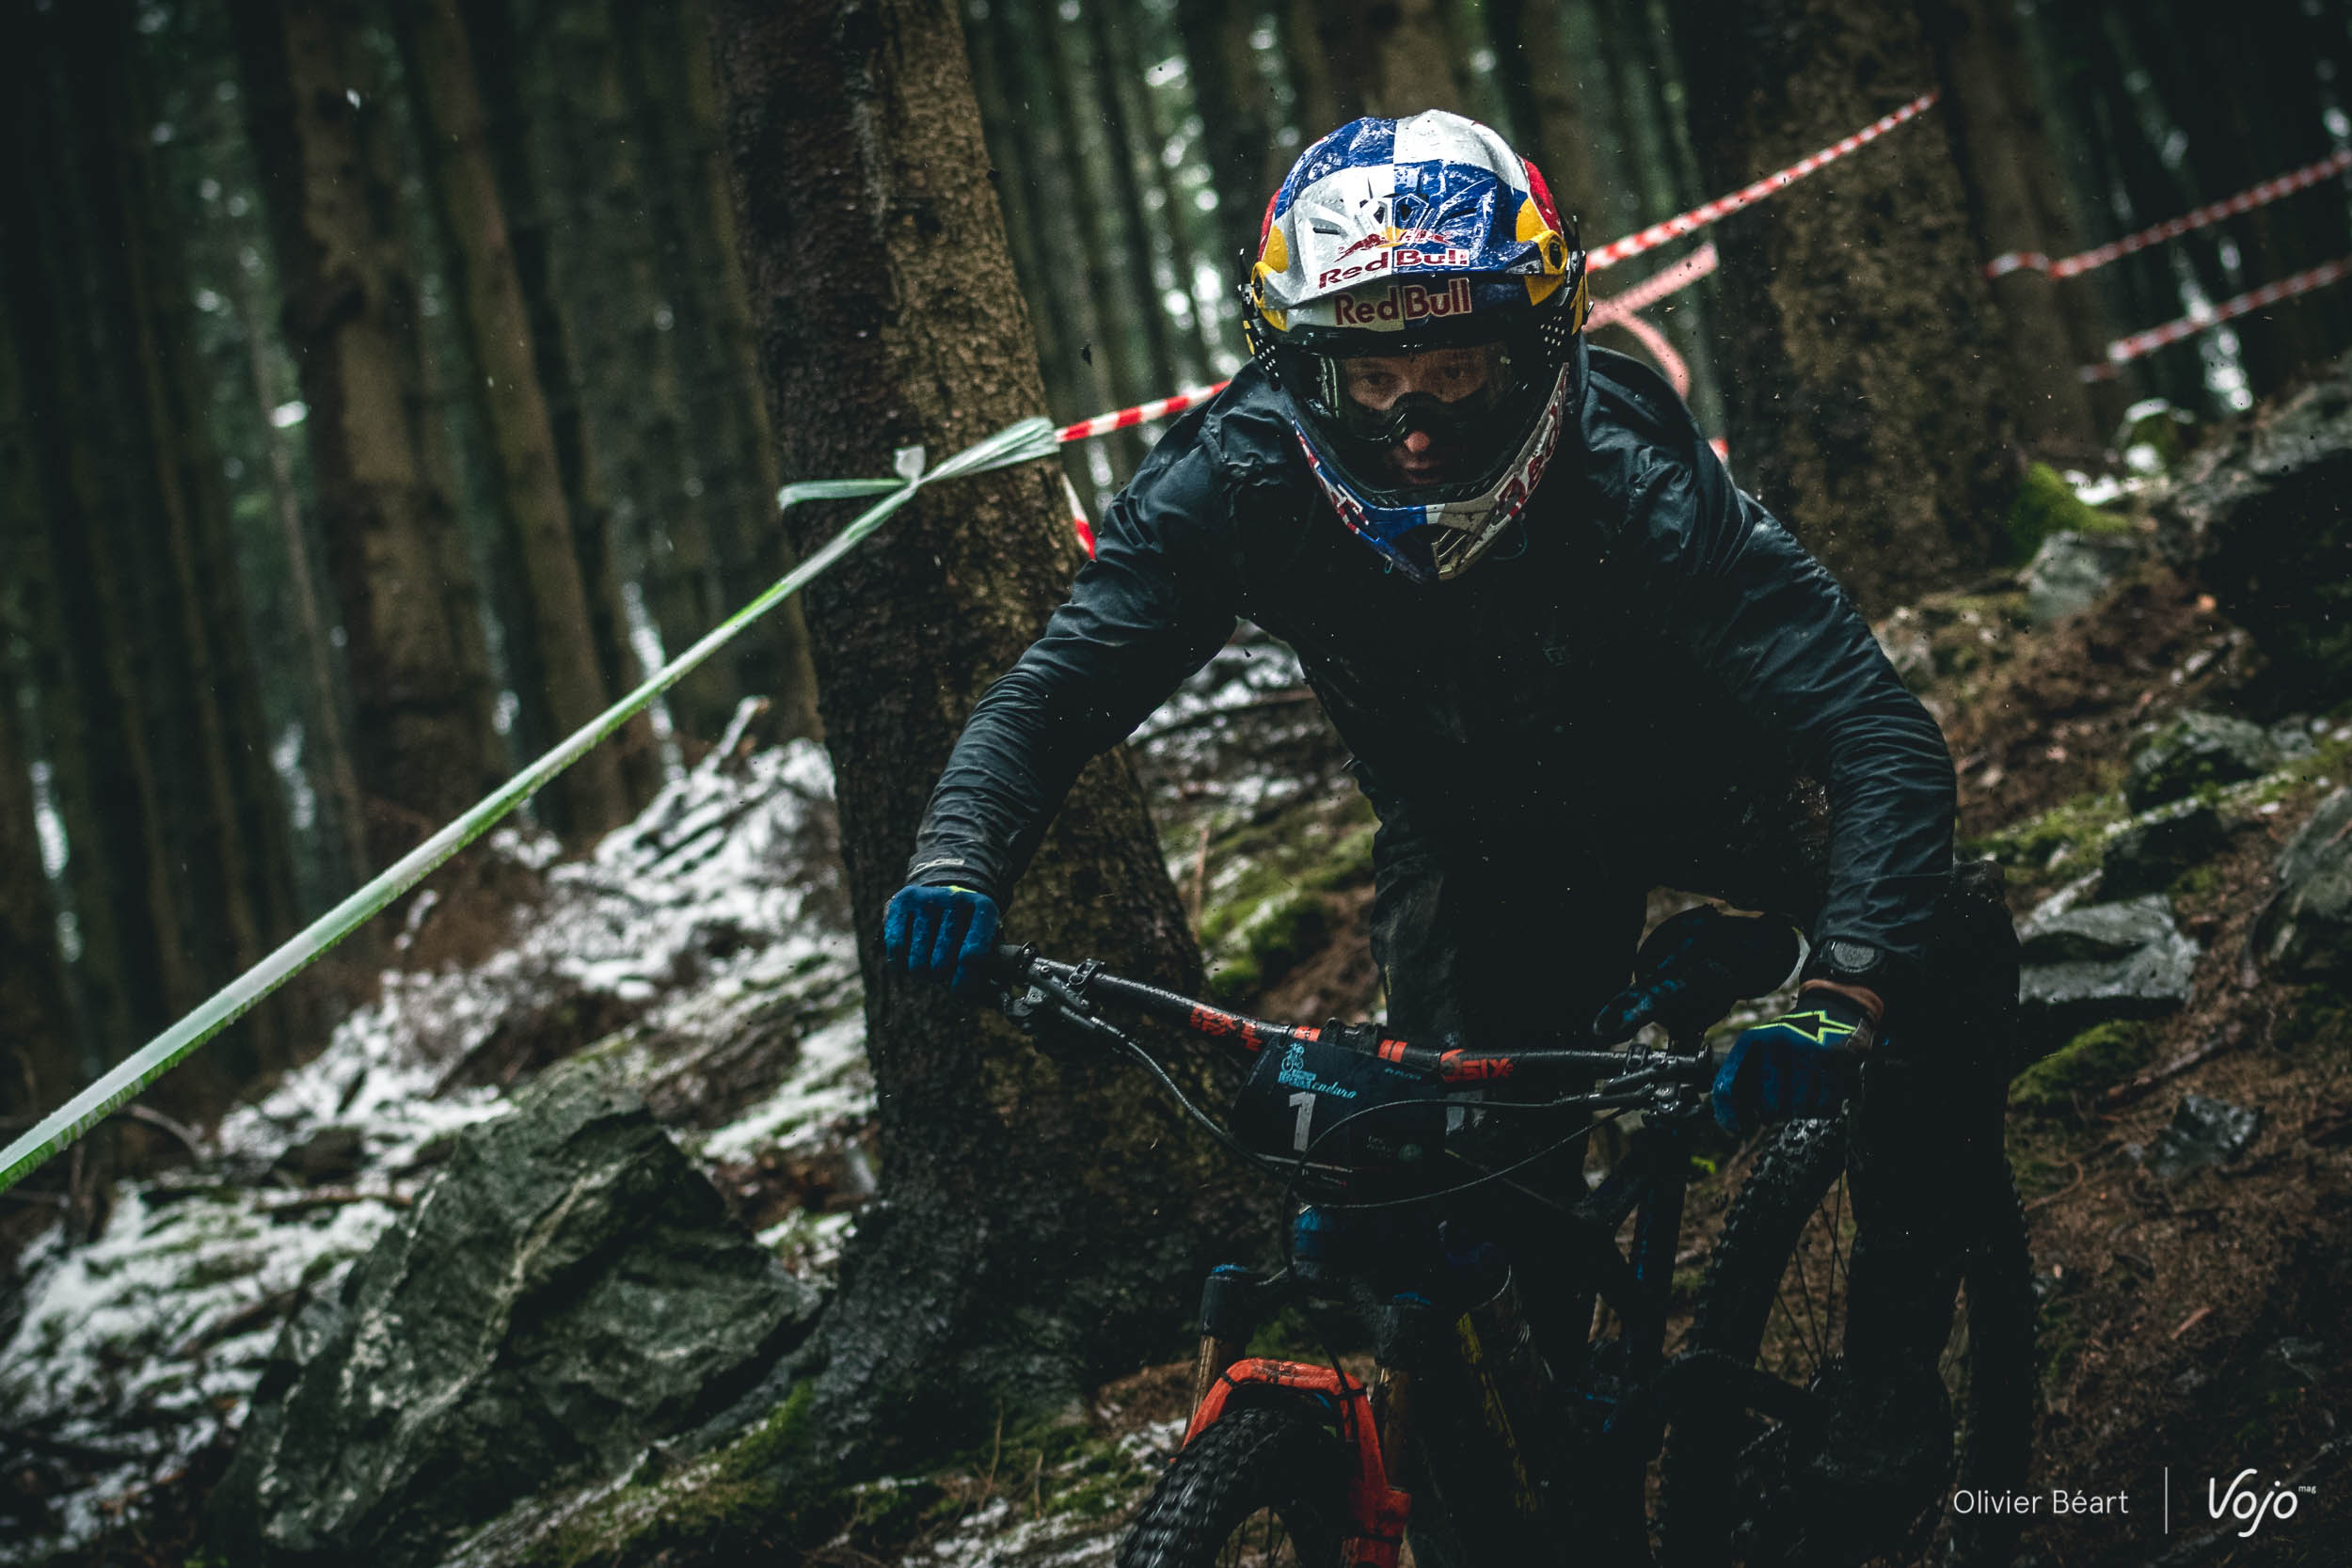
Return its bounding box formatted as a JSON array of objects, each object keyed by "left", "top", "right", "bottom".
[
  {"left": 1664, "top": 0, "right": 2017, "bottom": 614},
  {"left": 710, "top": 0, "right": 1252, "bottom": 1472}
]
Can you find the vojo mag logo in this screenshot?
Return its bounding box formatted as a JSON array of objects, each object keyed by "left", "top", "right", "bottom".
[{"left": 2205, "top": 1467, "right": 2313, "bottom": 1540}]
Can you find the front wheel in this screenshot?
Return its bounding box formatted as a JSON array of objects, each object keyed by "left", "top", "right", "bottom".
[
  {"left": 1660, "top": 1117, "right": 2036, "bottom": 1568},
  {"left": 1118, "top": 1402, "right": 1352, "bottom": 1568}
]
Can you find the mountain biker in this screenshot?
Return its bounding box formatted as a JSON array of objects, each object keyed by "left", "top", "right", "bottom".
[{"left": 884, "top": 111, "right": 2019, "bottom": 1556}]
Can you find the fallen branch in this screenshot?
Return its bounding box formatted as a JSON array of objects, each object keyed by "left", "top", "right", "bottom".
[{"left": 2099, "top": 1035, "right": 2238, "bottom": 1110}]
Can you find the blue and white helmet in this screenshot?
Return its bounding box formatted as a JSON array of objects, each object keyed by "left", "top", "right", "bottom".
[{"left": 1243, "top": 112, "right": 1589, "bottom": 584}]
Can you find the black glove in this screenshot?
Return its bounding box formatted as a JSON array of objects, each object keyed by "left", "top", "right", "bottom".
[{"left": 1591, "top": 907, "right": 1802, "bottom": 1043}]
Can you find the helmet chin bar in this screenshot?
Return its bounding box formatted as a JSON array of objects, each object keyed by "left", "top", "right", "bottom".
[{"left": 1292, "top": 354, "right": 1579, "bottom": 586}]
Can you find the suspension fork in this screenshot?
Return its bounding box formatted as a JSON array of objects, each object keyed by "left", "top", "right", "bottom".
[{"left": 1183, "top": 1267, "right": 1421, "bottom": 1568}]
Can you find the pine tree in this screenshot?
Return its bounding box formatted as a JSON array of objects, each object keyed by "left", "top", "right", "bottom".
[{"left": 708, "top": 0, "right": 1248, "bottom": 1470}]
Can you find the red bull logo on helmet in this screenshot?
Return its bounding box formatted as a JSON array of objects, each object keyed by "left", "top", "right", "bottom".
[{"left": 1330, "top": 277, "right": 1476, "bottom": 328}]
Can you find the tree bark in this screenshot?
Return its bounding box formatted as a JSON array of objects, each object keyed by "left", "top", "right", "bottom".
[
  {"left": 229, "top": 0, "right": 502, "bottom": 867},
  {"left": 1923, "top": 0, "right": 2102, "bottom": 451},
  {"left": 709, "top": 0, "right": 1248, "bottom": 1471},
  {"left": 459, "top": 0, "right": 660, "bottom": 804},
  {"left": 673, "top": 0, "right": 824, "bottom": 739},
  {"left": 0, "top": 252, "right": 84, "bottom": 1136},
  {"left": 1662, "top": 0, "right": 2016, "bottom": 612},
  {"left": 395, "top": 0, "right": 637, "bottom": 840}
]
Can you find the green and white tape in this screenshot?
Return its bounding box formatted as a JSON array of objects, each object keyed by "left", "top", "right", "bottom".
[{"left": 0, "top": 415, "right": 1060, "bottom": 1196}]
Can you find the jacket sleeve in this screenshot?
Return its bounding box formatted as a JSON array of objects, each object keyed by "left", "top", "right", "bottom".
[
  {"left": 1612, "top": 447, "right": 1957, "bottom": 990},
  {"left": 905, "top": 445, "right": 1239, "bottom": 899}
]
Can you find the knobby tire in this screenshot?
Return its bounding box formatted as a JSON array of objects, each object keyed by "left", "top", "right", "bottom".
[
  {"left": 1118, "top": 1402, "right": 1352, "bottom": 1568},
  {"left": 1661, "top": 1117, "right": 2035, "bottom": 1568}
]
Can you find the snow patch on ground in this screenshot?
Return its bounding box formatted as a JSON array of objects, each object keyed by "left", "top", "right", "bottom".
[{"left": 0, "top": 736, "right": 866, "bottom": 1562}]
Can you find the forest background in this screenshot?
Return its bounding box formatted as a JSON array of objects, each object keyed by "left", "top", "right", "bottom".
[{"left": 5, "top": 0, "right": 2352, "bottom": 1560}]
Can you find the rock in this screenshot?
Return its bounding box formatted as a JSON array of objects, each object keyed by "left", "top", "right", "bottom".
[
  {"left": 2156, "top": 353, "right": 2352, "bottom": 698},
  {"left": 206, "top": 1057, "right": 818, "bottom": 1568},
  {"left": 2023, "top": 530, "right": 2141, "bottom": 625},
  {"left": 2009, "top": 1021, "right": 2158, "bottom": 1117},
  {"left": 2135, "top": 1093, "right": 2262, "bottom": 1180},
  {"left": 2254, "top": 786, "right": 2352, "bottom": 980},
  {"left": 2124, "top": 711, "right": 2280, "bottom": 809},
  {"left": 2099, "top": 798, "right": 2230, "bottom": 899},
  {"left": 272, "top": 1125, "right": 367, "bottom": 1185},
  {"left": 2016, "top": 895, "right": 2200, "bottom": 1048}
]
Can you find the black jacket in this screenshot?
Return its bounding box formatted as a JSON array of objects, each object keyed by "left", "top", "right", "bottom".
[{"left": 907, "top": 343, "right": 1956, "bottom": 985}]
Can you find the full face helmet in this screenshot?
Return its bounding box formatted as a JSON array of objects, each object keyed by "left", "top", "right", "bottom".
[{"left": 1243, "top": 112, "right": 1590, "bottom": 584}]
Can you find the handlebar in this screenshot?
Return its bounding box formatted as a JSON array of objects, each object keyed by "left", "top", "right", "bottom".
[{"left": 993, "top": 942, "right": 1715, "bottom": 1097}]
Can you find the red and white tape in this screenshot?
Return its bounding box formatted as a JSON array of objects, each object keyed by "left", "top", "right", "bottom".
[
  {"left": 2082, "top": 254, "right": 2352, "bottom": 378},
  {"left": 1588, "top": 242, "right": 1720, "bottom": 330},
  {"left": 1990, "top": 146, "right": 2352, "bottom": 281},
  {"left": 1056, "top": 384, "right": 1229, "bottom": 444},
  {"left": 1586, "top": 93, "right": 1939, "bottom": 273}
]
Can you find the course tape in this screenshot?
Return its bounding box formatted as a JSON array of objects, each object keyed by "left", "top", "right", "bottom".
[
  {"left": 1057, "top": 385, "right": 1226, "bottom": 443},
  {"left": 0, "top": 418, "right": 1060, "bottom": 1197},
  {"left": 2081, "top": 253, "right": 2352, "bottom": 378},
  {"left": 1586, "top": 93, "right": 1938, "bottom": 273},
  {"left": 1588, "top": 242, "right": 1719, "bottom": 330},
  {"left": 1989, "top": 147, "right": 2352, "bottom": 280}
]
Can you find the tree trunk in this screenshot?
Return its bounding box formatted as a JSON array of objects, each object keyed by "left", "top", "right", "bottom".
[
  {"left": 1045, "top": 0, "right": 1152, "bottom": 477},
  {"left": 2132, "top": 1, "right": 2352, "bottom": 400},
  {"left": 529, "top": 0, "right": 731, "bottom": 749},
  {"left": 1662, "top": 0, "right": 2016, "bottom": 612},
  {"left": 710, "top": 0, "right": 1247, "bottom": 1471},
  {"left": 1924, "top": 0, "right": 2102, "bottom": 451},
  {"left": 1086, "top": 0, "right": 1184, "bottom": 403},
  {"left": 673, "top": 0, "right": 823, "bottom": 739},
  {"left": 395, "top": 0, "right": 637, "bottom": 841},
  {"left": 229, "top": 0, "right": 502, "bottom": 867},
  {"left": 459, "top": 0, "right": 661, "bottom": 805},
  {"left": 1177, "top": 0, "right": 1286, "bottom": 276},
  {"left": 0, "top": 257, "right": 84, "bottom": 1137},
  {"left": 1, "top": 0, "right": 301, "bottom": 1114},
  {"left": 1488, "top": 0, "right": 1611, "bottom": 234},
  {"left": 1321, "top": 0, "right": 1466, "bottom": 119}
]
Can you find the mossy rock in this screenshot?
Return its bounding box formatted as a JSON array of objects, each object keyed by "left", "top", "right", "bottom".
[
  {"left": 1966, "top": 788, "right": 2129, "bottom": 877},
  {"left": 2007, "top": 461, "right": 2133, "bottom": 565},
  {"left": 2010, "top": 1021, "right": 2159, "bottom": 1117}
]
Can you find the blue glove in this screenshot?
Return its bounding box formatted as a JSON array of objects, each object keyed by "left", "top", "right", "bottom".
[
  {"left": 1711, "top": 992, "right": 1873, "bottom": 1137},
  {"left": 882, "top": 884, "right": 1001, "bottom": 997}
]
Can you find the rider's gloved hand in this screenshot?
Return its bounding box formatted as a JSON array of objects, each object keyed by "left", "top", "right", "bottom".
[
  {"left": 1591, "top": 907, "right": 1801, "bottom": 1043},
  {"left": 882, "top": 883, "right": 1000, "bottom": 997},
  {"left": 1711, "top": 989, "right": 1877, "bottom": 1137}
]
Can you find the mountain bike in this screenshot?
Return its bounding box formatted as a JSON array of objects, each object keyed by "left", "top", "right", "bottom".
[{"left": 992, "top": 908, "right": 2035, "bottom": 1568}]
